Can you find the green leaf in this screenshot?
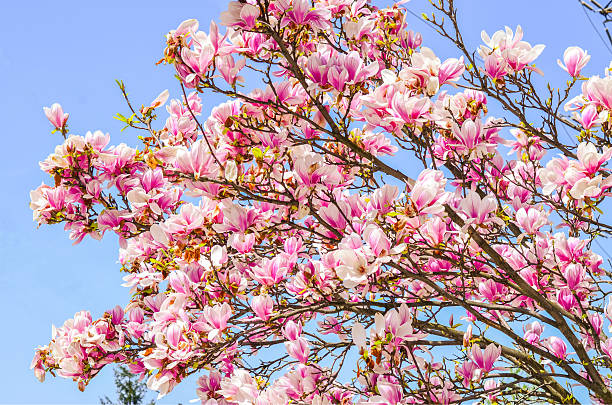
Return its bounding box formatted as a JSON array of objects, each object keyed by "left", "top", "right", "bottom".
[
  {"left": 115, "top": 79, "right": 125, "bottom": 92},
  {"left": 252, "top": 147, "right": 263, "bottom": 159}
]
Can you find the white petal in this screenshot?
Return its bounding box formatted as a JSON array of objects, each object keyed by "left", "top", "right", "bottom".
[
  {"left": 150, "top": 224, "right": 169, "bottom": 245},
  {"left": 352, "top": 322, "right": 367, "bottom": 349}
]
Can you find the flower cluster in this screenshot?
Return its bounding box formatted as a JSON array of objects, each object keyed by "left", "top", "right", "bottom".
[{"left": 30, "top": 0, "right": 612, "bottom": 404}]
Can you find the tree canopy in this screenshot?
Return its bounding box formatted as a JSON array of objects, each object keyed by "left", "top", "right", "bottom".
[{"left": 30, "top": 0, "right": 612, "bottom": 403}]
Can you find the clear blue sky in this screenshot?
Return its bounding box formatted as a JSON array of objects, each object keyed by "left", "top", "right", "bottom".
[{"left": 1, "top": 0, "right": 610, "bottom": 403}]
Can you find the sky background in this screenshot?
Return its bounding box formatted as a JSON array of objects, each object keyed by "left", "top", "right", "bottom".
[{"left": 1, "top": 0, "right": 612, "bottom": 403}]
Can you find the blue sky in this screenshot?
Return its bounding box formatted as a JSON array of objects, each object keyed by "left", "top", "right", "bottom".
[{"left": 1, "top": 0, "right": 611, "bottom": 403}]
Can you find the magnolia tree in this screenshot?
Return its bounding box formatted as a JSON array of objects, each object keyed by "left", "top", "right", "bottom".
[{"left": 28, "top": 0, "right": 612, "bottom": 403}]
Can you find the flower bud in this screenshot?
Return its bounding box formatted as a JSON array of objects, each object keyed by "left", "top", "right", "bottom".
[{"left": 558, "top": 46, "right": 590, "bottom": 77}]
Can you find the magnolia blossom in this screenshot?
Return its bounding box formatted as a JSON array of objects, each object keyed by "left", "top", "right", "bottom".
[
  {"left": 285, "top": 337, "right": 310, "bottom": 363},
  {"left": 334, "top": 249, "right": 372, "bottom": 287},
  {"left": 220, "top": 2, "right": 260, "bottom": 29},
  {"left": 251, "top": 295, "right": 274, "bottom": 321},
  {"left": 515, "top": 207, "right": 548, "bottom": 234},
  {"left": 459, "top": 191, "right": 500, "bottom": 226},
  {"left": 558, "top": 46, "right": 590, "bottom": 77},
  {"left": 43, "top": 103, "right": 69, "bottom": 129},
  {"left": 218, "top": 369, "right": 259, "bottom": 404},
  {"left": 470, "top": 343, "right": 502, "bottom": 372},
  {"left": 484, "top": 54, "right": 507, "bottom": 81},
  {"left": 578, "top": 104, "right": 607, "bottom": 130},
  {"left": 583, "top": 75, "right": 612, "bottom": 109},
  {"left": 523, "top": 321, "right": 543, "bottom": 345},
  {"left": 548, "top": 336, "right": 567, "bottom": 359},
  {"left": 479, "top": 25, "right": 545, "bottom": 73},
  {"left": 576, "top": 142, "right": 612, "bottom": 175}
]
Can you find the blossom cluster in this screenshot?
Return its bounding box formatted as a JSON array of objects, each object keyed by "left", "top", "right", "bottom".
[{"left": 29, "top": 0, "right": 612, "bottom": 404}]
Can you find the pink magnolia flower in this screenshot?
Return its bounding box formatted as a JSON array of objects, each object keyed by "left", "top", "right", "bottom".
[
  {"left": 166, "top": 323, "right": 183, "bottom": 348},
  {"left": 602, "top": 339, "right": 612, "bottom": 359},
  {"left": 214, "top": 202, "right": 260, "bottom": 234},
  {"left": 144, "top": 89, "right": 170, "bottom": 113},
  {"left": 583, "top": 75, "right": 612, "bottom": 109},
  {"left": 146, "top": 369, "right": 178, "bottom": 398},
  {"left": 318, "top": 203, "right": 348, "bottom": 232},
  {"left": 523, "top": 321, "right": 543, "bottom": 345},
  {"left": 554, "top": 234, "right": 587, "bottom": 263},
  {"left": 327, "top": 64, "right": 348, "bottom": 92},
  {"left": 557, "top": 288, "right": 578, "bottom": 311},
  {"left": 558, "top": 46, "right": 590, "bottom": 77},
  {"left": 219, "top": 369, "right": 259, "bottom": 403},
  {"left": 390, "top": 93, "right": 431, "bottom": 128},
  {"left": 515, "top": 207, "right": 548, "bottom": 234},
  {"left": 43, "top": 103, "right": 69, "bottom": 129},
  {"left": 363, "top": 224, "right": 391, "bottom": 257},
  {"left": 251, "top": 256, "right": 289, "bottom": 286},
  {"left": 281, "top": 0, "right": 331, "bottom": 30},
  {"left": 199, "top": 303, "right": 232, "bottom": 341},
  {"left": 478, "top": 279, "right": 506, "bottom": 302},
  {"left": 196, "top": 371, "right": 222, "bottom": 401},
  {"left": 30, "top": 352, "right": 46, "bottom": 382},
  {"left": 470, "top": 343, "right": 501, "bottom": 372},
  {"left": 424, "top": 217, "right": 447, "bottom": 246},
  {"left": 377, "top": 381, "right": 403, "bottom": 405},
  {"left": 180, "top": 46, "right": 214, "bottom": 84},
  {"left": 484, "top": 380, "right": 499, "bottom": 402},
  {"left": 175, "top": 140, "right": 216, "bottom": 180},
  {"left": 351, "top": 321, "right": 367, "bottom": 349},
  {"left": 589, "top": 313, "right": 604, "bottom": 336},
  {"left": 285, "top": 337, "right": 310, "bottom": 363},
  {"left": 410, "top": 169, "right": 448, "bottom": 214},
  {"left": 306, "top": 49, "right": 378, "bottom": 92},
  {"left": 406, "top": 29, "right": 423, "bottom": 49},
  {"left": 463, "top": 324, "right": 473, "bottom": 348},
  {"left": 229, "top": 233, "right": 256, "bottom": 253},
  {"left": 220, "top": 2, "right": 260, "bottom": 29},
  {"left": 341, "top": 51, "right": 380, "bottom": 85},
  {"left": 305, "top": 51, "right": 331, "bottom": 87},
  {"left": 109, "top": 305, "right": 124, "bottom": 325},
  {"left": 360, "top": 130, "right": 398, "bottom": 156},
  {"left": 576, "top": 142, "right": 612, "bottom": 175},
  {"left": 344, "top": 13, "right": 375, "bottom": 40},
  {"left": 334, "top": 249, "right": 371, "bottom": 288},
  {"left": 385, "top": 304, "right": 427, "bottom": 344},
  {"left": 283, "top": 320, "right": 302, "bottom": 341},
  {"left": 217, "top": 55, "right": 246, "bottom": 86},
  {"left": 456, "top": 360, "right": 478, "bottom": 387},
  {"left": 251, "top": 295, "right": 274, "bottom": 321},
  {"left": 484, "top": 55, "right": 507, "bottom": 81},
  {"left": 293, "top": 147, "right": 338, "bottom": 187},
  {"left": 168, "top": 270, "right": 192, "bottom": 294},
  {"left": 128, "top": 307, "right": 144, "bottom": 324},
  {"left": 562, "top": 264, "right": 584, "bottom": 290},
  {"left": 579, "top": 105, "right": 605, "bottom": 130},
  {"left": 540, "top": 157, "right": 571, "bottom": 196},
  {"left": 438, "top": 57, "right": 465, "bottom": 85},
  {"left": 428, "top": 379, "right": 461, "bottom": 405},
  {"left": 452, "top": 119, "right": 483, "bottom": 155},
  {"left": 459, "top": 191, "right": 499, "bottom": 225},
  {"left": 569, "top": 174, "right": 605, "bottom": 200},
  {"left": 171, "top": 18, "right": 199, "bottom": 37},
  {"left": 547, "top": 336, "right": 567, "bottom": 359},
  {"left": 369, "top": 184, "right": 398, "bottom": 215},
  {"left": 284, "top": 237, "right": 302, "bottom": 257},
  {"left": 479, "top": 25, "right": 545, "bottom": 73}
]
